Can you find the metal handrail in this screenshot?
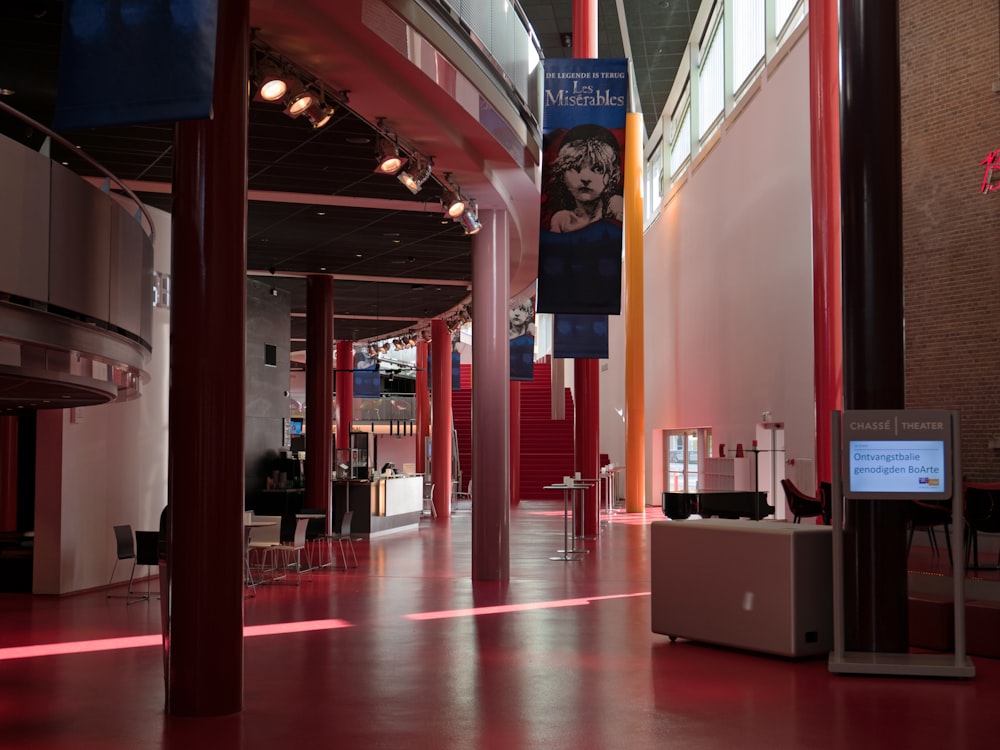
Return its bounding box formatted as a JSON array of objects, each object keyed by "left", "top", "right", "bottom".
[{"left": 0, "top": 100, "right": 156, "bottom": 245}]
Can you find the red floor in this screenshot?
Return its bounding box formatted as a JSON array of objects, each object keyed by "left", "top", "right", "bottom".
[{"left": 0, "top": 503, "right": 997, "bottom": 749}]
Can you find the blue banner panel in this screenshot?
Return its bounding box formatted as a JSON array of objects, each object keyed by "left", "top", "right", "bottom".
[
  {"left": 353, "top": 345, "right": 380, "bottom": 398},
  {"left": 509, "top": 297, "right": 535, "bottom": 382},
  {"left": 537, "top": 58, "right": 628, "bottom": 315},
  {"left": 553, "top": 314, "right": 609, "bottom": 360},
  {"left": 54, "top": 0, "right": 218, "bottom": 131}
]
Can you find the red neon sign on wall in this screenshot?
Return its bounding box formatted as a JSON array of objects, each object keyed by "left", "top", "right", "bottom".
[{"left": 980, "top": 150, "right": 1000, "bottom": 193}]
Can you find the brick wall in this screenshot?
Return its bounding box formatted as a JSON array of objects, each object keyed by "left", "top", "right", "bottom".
[{"left": 900, "top": 0, "right": 1000, "bottom": 480}]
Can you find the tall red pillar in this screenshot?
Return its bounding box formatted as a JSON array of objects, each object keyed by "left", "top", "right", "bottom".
[
  {"left": 0, "top": 416, "right": 17, "bottom": 530},
  {"left": 430, "top": 319, "right": 452, "bottom": 517},
  {"left": 166, "top": 0, "right": 248, "bottom": 716},
  {"left": 572, "top": 0, "right": 601, "bottom": 538},
  {"left": 306, "top": 276, "right": 335, "bottom": 521},
  {"left": 415, "top": 340, "right": 429, "bottom": 475},
  {"left": 471, "top": 209, "right": 510, "bottom": 580},
  {"left": 335, "top": 340, "right": 354, "bottom": 455},
  {"left": 510, "top": 381, "right": 521, "bottom": 506},
  {"left": 809, "top": 0, "right": 842, "bottom": 491}
]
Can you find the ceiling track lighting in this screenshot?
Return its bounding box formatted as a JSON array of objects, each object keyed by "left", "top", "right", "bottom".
[
  {"left": 398, "top": 153, "right": 432, "bottom": 194},
  {"left": 252, "top": 57, "right": 288, "bottom": 103},
  {"left": 303, "top": 102, "right": 334, "bottom": 129},
  {"left": 374, "top": 118, "right": 405, "bottom": 174},
  {"left": 283, "top": 81, "right": 315, "bottom": 118},
  {"left": 441, "top": 172, "right": 467, "bottom": 217},
  {"left": 250, "top": 36, "right": 348, "bottom": 130},
  {"left": 459, "top": 201, "right": 481, "bottom": 235}
]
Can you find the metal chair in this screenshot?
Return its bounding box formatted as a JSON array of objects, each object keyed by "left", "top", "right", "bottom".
[
  {"left": 327, "top": 510, "right": 359, "bottom": 568},
  {"left": 107, "top": 525, "right": 151, "bottom": 604},
  {"left": 268, "top": 518, "right": 310, "bottom": 584}
]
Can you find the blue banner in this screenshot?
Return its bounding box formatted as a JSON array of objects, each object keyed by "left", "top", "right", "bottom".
[
  {"left": 353, "top": 344, "right": 380, "bottom": 398},
  {"left": 509, "top": 297, "right": 535, "bottom": 381},
  {"left": 553, "top": 314, "right": 609, "bottom": 360},
  {"left": 54, "top": 0, "right": 218, "bottom": 131},
  {"left": 536, "top": 58, "right": 628, "bottom": 315}
]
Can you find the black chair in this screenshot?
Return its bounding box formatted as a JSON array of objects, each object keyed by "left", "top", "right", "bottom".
[
  {"left": 965, "top": 483, "right": 1000, "bottom": 569},
  {"left": 780, "top": 478, "right": 824, "bottom": 524},
  {"left": 107, "top": 525, "right": 154, "bottom": 603},
  {"left": 905, "top": 499, "right": 953, "bottom": 562}
]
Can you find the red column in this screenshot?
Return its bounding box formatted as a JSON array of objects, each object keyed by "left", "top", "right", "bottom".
[
  {"left": 471, "top": 209, "right": 510, "bottom": 580},
  {"left": 415, "top": 340, "right": 429, "bottom": 475},
  {"left": 0, "top": 416, "right": 17, "bottom": 530},
  {"left": 572, "top": 0, "right": 601, "bottom": 537},
  {"left": 510, "top": 381, "right": 520, "bottom": 506},
  {"left": 306, "top": 276, "right": 334, "bottom": 519},
  {"left": 431, "top": 319, "right": 452, "bottom": 517},
  {"left": 809, "top": 0, "right": 842, "bottom": 490},
  {"left": 574, "top": 360, "right": 600, "bottom": 537},
  {"left": 166, "top": 0, "right": 248, "bottom": 716},
  {"left": 572, "top": 0, "right": 598, "bottom": 57},
  {"left": 335, "top": 340, "right": 353, "bottom": 455}
]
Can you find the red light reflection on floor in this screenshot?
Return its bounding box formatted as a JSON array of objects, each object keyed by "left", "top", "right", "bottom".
[
  {"left": 405, "top": 591, "right": 649, "bottom": 621},
  {"left": 0, "top": 619, "right": 353, "bottom": 662}
]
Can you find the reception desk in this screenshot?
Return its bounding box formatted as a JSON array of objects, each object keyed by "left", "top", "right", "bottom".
[{"left": 333, "top": 475, "right": 422, "bottom": 537}]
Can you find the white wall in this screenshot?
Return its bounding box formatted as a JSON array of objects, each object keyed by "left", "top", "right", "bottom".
[
  {"left": 615, "top": 33, "right": 814, "bottom": 506},
  {"left": 34, "top": 207, "right": 171, "bottom": 594}
]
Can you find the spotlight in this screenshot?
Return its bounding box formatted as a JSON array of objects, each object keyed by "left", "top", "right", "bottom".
[
  {"left": 254, "top": 58, "right": 288, "bottom": 102},
  {"left": 397, "top": 153, "right": 432, "bottom": 194},
  {"left": 375, "top": 134, "right": 404, "bottom": 174},
  {"left": 303, "top": 102, "right": 334, "bottom": 129},
  {"left": 441, "top": 187, "right": 466, "bottom": 218},
  {"left": 459, "top": 202, "right": 481, "bottom": 235},
  {"left": 283, "top": 81, "right": 315, "bottom": 118}
]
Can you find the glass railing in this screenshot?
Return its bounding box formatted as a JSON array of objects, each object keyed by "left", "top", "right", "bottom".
[
  {"left": 353, "top": 394, "right": 416, "bottom": 430},
  {"left": 428, "top": 0, "right": 544, "bottom": 126}
]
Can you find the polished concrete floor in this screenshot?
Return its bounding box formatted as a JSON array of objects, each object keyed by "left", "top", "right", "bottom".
[{"left": 0, "top": 503, "right": 997, "bottom": 749}]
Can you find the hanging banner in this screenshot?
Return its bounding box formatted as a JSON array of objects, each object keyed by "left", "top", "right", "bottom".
[
  {"left": 53, "top": 0, "right": 218, "bottom": 131},
  {"left": 509, "top": 297, "right": 536, "bottom": 381},
  {"left": 552, "top": 314, "right": 609, "bottom": 360},
  {"left": 536, "top": 58, "right": 628, "bottom": 315},
  {"left": 353, "top": 344, "right": 380, "bottom": 398}
]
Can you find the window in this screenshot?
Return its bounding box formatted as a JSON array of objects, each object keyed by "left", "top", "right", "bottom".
[
  {"left": 775, "top": 0, "right": 800, "bottom": 37},
  {"left": 698, "top": 19, "right": 724, "bottom": 139},
  {"left": 670, "top": 104, "right": 691, "bottom": 177},
  {"left": 731, "top": 0, "right": 764, "bottom": 93}
]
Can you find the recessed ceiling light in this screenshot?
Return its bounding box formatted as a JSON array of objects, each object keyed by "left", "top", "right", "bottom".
[
  {"left": 0, "top": 87, "right": 14, "bottom": 96},
  {"left": 346, "top": 136, "right": 371, "bottom": 144},
  {"left": 316, "top": 210, "right": 326, "bottom": 216},
  {"left": 355, "top": 253, "right": 363, "bottom": 258}
]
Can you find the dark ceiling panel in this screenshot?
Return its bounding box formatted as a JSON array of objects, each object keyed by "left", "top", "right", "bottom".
[{"left": 1, "top": 0, "right": 699, "bottom": 346}]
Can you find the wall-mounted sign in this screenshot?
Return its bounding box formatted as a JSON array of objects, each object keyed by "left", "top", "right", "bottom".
[
  {"left": 841, "top": 410, "right": 952, "bottom": 500},
  {"left": 980, "top": 150, "right": 1000, "bottom": 193}
]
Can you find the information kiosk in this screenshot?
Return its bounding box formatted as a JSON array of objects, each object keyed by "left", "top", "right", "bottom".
[{"left": 829, "top": 409, "right": 975, "bottom": 678}]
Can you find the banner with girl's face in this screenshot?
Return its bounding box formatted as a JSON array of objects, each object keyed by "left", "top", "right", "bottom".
[{"left": 537, "top": 58, "right": 628, "bottom": 317}]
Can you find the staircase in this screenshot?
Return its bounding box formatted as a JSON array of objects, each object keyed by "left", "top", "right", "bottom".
[{"left": 452, "top": 360, "right": 576, "bottom": 502}]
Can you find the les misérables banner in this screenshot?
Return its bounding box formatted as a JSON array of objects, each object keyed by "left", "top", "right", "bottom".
[
  {"left": 54, "top": 0, "right": 218, "bottom": 131},
  {"left": 537, "top": 58, "right": 628, "bottom": 317}
]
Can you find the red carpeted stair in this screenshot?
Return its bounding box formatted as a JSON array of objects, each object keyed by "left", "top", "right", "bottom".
[{"left": 452, "top": 360, "right": 575, "bottom": 502}]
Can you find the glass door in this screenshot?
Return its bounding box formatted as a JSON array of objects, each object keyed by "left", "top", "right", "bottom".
[{"left": 664, "top": 429, "right": 710, "bottom": 492}]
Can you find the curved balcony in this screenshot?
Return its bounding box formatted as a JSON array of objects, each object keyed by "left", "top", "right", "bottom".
[{"left": 0, "top": 127, "right": 153, "bottom": 412}]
